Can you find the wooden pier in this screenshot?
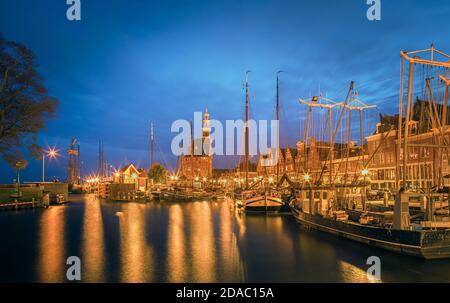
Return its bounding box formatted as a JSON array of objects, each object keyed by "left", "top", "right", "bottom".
[{"left": 0, "top": 200, "right": 48, "bottom": 211}]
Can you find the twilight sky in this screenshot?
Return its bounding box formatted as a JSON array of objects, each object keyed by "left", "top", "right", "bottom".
[{"left": 0, "top": 0, "right": 449, "bottom": 183}]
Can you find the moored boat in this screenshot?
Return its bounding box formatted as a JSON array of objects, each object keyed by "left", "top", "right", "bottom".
[
  {"left": 235, "top": 188, "right": 284, "bottom": 213},
  {"left": 290, "top": 187, "right": 450, "bottom": 259}
]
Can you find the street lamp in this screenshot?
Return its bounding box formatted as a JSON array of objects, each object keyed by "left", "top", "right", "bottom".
[
  {"left": 303, "top": 174, "right": 311, "bottom": 183},
  {"left": 42, "top": 147, "right": 58, "bottom": 182}
]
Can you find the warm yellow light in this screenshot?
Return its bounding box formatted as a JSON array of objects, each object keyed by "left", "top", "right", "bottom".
[
  {"left": 202, "top": 177, "right": 207, "bottom": 182},
  {"left": 170, "top": 176, "right": 175, "bottom": 181},
  {"left": 115, "top": 172, "right": 120, "bottom": 177},
  {"left": 46, "top": 147, "right": 58, "bottom": 159},
  {"left": 268, "top": 177, "right": 274, "bottom": 183},
  {"left": 194, "top": 176, "right": 199, "bottom": 181}
]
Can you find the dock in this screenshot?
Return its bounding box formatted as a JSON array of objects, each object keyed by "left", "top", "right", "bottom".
[{"left": 0, "top": 200, "right": 48, "bottom": 211}]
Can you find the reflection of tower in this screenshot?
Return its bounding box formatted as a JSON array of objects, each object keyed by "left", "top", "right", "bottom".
[{"left": 68, "top": 137, "right": 80, "bottom": 184}]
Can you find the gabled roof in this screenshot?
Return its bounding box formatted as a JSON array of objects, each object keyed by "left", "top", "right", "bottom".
[{"left": 120, "top": 163, "right": 139, "bottom": 174}]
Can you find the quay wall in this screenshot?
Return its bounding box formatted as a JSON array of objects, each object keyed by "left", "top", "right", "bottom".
[{"left": 0, "top": 183, "right": 68, "bottom": 204}]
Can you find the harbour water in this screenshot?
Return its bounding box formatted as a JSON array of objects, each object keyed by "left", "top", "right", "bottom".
[{"left": 0, "top": 195, "right": 449, "bottom": 283}]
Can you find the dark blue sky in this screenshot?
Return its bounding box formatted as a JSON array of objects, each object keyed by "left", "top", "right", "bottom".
[{"left": 0, "top": 0, "right": 449, "bottom": 183}]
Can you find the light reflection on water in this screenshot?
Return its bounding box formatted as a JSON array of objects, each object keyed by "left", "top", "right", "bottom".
[
  {"left": 37, "top": 206, "right": 66, "bottom": 282},
  {"left": 166, "top": 204, "right": 186, "bottom": 282},
  {"left": 82, "top": 195, "right": 105, "bottom": 282},
  {"left": 118, "top": 203, "right": 153, "bottom": 282},
  {"left": 1, "top": 194, "right": 450, "bottom": 282}
]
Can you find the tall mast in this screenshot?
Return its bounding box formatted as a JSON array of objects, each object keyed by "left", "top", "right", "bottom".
[
  {"left": 150, "top": 122, "right": 154, "bottom": 168},
  {"left": 344, "top": 107, "right": 352, "bottom": 184},
  {"left": 396, "top": 56, "right": 405, "bottom": 190},
  {"left": 276, "top": 71, "right": 283, "bottom": 181},
  {"left": 98, "top": 140, "right": 102, "bottom": 178},
  {"left": 77, "top": 143, "right": 81, "bottom": 184},
  {"left": 328, "top": 107, "right": 333, "bottom": 185},
  {"left": 402, "top": 61, "right": 414, "bottom": 188},
  {"left": 190, "top": 120, "right": 194, "bottom": 186},
  {"left": 244, "top": 71, "right": 251, "bottom": 188},
  {"left": 304, "top": 101, "right": 313, "bottom": 173},
  {"left": 102, "top": 141, "right": 104, "bottom": 178}
]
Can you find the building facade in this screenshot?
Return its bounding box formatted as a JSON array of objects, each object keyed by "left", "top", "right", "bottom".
[
  {"left": 181, "top": 109, "right": 213, "bottom": 180},
  {"left": 257, "top": 99, "right": 450, "bottom": 191}
]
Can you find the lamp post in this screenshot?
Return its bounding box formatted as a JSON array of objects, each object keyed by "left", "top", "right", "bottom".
[{"left": 15, "top": 160, "right": 27, "bottom": 197}]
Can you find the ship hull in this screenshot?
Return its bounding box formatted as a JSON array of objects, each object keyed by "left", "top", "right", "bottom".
[
  {"left": 244, "top": 196, "right": 284, "bottom": 213},
  {"left": 291, "top": 206, "right": 450, "bottom": 259}
]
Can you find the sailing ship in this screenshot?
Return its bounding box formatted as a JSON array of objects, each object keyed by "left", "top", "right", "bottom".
[
  {"left": 234, "top": 71, "right": 284, "bottom": 213},
  {"left": 290, "top": 45, "right": 450, "bottom": 259}
]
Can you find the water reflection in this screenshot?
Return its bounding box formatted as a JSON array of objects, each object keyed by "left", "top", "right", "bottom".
[
  {"left": 82, "top": 195, "right": 105, "bottom": 282},
  {"left": 118, "top": 203, "right": 154, "bottom": 282},
  {"left": 338, "top": 260, "right": 377, "bottom": 283},
  {"left": 2, "top": 195, "right": 449, "bottom": 282},
  {"left": 218, "top": 201, "right": 245, "bottom": 282},
  {"left": 166, "top": 204, "right": 187, "bottom": 282},
  {"left": 37, "top": 206, "right": 66, "bottom": 282},
  {"left": 189, "top": 201, "right": 216, "bottom": 282}
]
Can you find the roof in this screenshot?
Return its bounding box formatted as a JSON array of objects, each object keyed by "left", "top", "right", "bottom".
[
  {"left": 376, "top": 98, "right": 450, "bottom": 134},
  {"left": 119, "top": 163, "right": 139, "bottom": 174}
]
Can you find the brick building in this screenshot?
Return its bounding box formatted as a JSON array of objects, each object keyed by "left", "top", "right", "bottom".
[
  {"left": 181, "top": 109, "right": 213, "bottom": 180},
  {"left": 257, "top": 138, "right": 366, "bottom": 185},
  {"left": 366, "top": 99, "right": 450, "bottom": 190}
]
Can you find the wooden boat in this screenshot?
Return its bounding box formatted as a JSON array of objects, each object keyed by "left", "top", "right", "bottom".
[
  {"left": 159, "top": 188, "right": 213, "bottom": 201},
  {"left": 232, "top": 71, "right": 286, "bottom": 214},
  {"left": 290, "top": 187, "right": 450, "bottom": 259},
  {"left": 235, "top": 189, "right": 284, "bottom": 213}
]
